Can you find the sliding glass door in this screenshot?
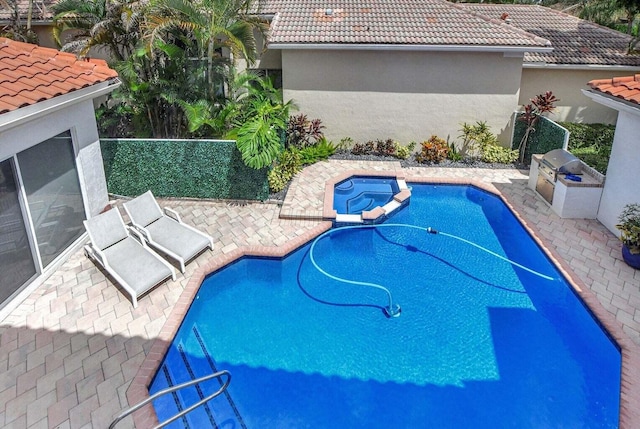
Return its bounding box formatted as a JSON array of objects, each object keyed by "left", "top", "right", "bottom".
[
  {"left": 17, "top": 131, "right": 86, "bottom": 268},
  {"left": 0, "top": 158, "right": 37, "bottom": 303}
]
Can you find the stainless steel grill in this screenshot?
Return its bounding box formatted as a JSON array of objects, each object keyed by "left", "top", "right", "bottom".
[{"left": 536, "top": 149, "right": 582, "bottom": 204}]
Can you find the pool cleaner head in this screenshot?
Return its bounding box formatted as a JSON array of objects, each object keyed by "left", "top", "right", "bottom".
[{"left": 384, "top": 303, "right": 402, "bottom": 318}]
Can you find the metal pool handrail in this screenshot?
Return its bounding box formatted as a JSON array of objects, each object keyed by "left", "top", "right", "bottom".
[{"left": 108, "top": 369, "right": 232, "bottom": 429}]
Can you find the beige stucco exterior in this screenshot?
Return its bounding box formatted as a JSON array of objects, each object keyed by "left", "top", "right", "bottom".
[
  {"left": 520, "top": 67, "right": 640, "bottom": 125},
  {"left": 280, "top": 49, "right": 524, "bottom": 145}
]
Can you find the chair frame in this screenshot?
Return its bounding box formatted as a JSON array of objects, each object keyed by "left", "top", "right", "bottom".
[
  {"left": 84, "top": 210, "right": 176, "bottom": 308},
  {"left": 123, "top": 191, "right": 214, "bottom": 273}
]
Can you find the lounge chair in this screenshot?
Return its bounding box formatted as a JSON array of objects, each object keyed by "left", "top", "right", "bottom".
[
  {"left": 123, "top": 191, "right": 214, "bottom": 273},
  {"left": 84, "top": 208, "right": 176, "bottom": 307}
]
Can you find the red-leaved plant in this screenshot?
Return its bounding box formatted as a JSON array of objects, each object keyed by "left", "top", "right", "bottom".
[{"left": 517, "top": 91, "right": 558, "bottom": 163}]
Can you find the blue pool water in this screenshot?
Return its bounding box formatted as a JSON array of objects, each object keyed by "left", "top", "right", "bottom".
[
  {"left": 333, "top": 176, "right": 399, "bottom": 214},
  {"left": 150, "top": 184, "right": 621, "bottom": 428}
]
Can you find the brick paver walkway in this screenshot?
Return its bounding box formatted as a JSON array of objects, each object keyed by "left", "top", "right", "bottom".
[{"left": 1, "top": 160, "right": 638, "bottom": 428}]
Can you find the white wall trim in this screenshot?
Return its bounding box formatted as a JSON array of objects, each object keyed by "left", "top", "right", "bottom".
[
  {"left": 268, "top": 43, "right": 551, "bottom": 54},
  {"left": 525, "top": 62, "right": 640, "bottom": 71},
  {"left": 582, "top": 89, "right": 640, "bottom": 116}
]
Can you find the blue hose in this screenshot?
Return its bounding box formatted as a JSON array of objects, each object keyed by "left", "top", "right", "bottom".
[{"left": 308, "top": 224, "right": 555, "bottom": 317}]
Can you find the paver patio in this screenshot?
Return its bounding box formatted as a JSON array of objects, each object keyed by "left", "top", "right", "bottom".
[{"left": 1, "top": 160, "right": 639, "bottom": 428}]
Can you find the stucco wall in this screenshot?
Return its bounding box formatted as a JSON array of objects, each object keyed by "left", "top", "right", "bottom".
[
  {"left": 0, "top": 99, "right": 109, "bottom": 216},
  {"left": 281, "top": 49, "right": 523, "bottom": 145},
  {"left": 597, "top": 109, "right": 640, "bottom": 236},
  {"left": 520, "top": 68, "right": 640, "bottom": 125}
]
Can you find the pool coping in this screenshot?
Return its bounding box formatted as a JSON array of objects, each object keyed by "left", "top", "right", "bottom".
[{"left": 128, "top": 172, "right": 640, "bottom": 428}]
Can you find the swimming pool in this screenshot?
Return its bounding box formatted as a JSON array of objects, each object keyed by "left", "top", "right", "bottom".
[{"left": 150, "top": 184, "right": 621, "bottom": 428}]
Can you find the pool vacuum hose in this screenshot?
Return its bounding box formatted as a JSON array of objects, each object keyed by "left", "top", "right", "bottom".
[{"left": 309, "top": 224, "right": 555, "bottom": 319}]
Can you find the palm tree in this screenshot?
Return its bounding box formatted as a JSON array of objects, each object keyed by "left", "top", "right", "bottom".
[
  {"left": 52, "top": 0, "right": 143, "bottom": 60},
  {"left": 144, "top": 0, "right": 266, "bottom": 99}
]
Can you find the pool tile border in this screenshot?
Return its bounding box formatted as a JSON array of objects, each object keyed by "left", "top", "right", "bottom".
[{"left": 129, "top": 170, "right": 640, "bottom": 428}]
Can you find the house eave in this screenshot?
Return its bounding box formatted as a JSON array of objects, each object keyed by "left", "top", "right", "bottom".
[
  {"left": 582, "top": 88, "right": 640, "bottom": 116},
  {"left": 0, "top": 78, "right": 121, "bottom": 132},
  {"left": 268, "top": 43, "right": 552, "bottom": 54},
  {"left": 525, "top": 62, "right": 640, "bottom": 71}
]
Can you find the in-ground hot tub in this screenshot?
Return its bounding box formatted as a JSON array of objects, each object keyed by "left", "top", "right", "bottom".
[
  {"left": 330, "top": 176, "right": 410, "bottom": 225},
  {"left": 333, "top": 176, "right": 400, "bottom": 214}
]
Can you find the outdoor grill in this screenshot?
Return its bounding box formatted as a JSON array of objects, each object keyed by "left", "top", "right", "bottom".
[{"left": 535, "top": 148, "right": 582, "bottom": 204}]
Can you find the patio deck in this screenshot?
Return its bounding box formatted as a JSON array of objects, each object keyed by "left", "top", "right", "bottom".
[{"left": 1, "top": 160, "right": 639, "bottom": 428}]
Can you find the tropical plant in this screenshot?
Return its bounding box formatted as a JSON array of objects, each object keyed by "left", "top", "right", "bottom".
[
  {"left": 268, "top": 149, "right": 301, "bottom": 193},
  {"left": 415, "top": 135, "right": 450, "bottom": 164},
  {"left": 336, "top": 137, "right": 354, "bottom": 151},
  {"left": 144, "top": 0, "right": 265, "bottom": 100},
  {"left": 226, "top": 74, "right": 293, "bottom": 169},
  {"left": 458, "top": 121, "right": 493, "bottom": 158},
  {"left": 394, "top": 141, "right": 416, "bottom": 160},
  {"left": 517, "top": 91, "right": 558, "bottom": 163},
  {"left": 616, "top": 203, "right": 640, "bottom": 254},
  {"left": 297, "top": 137, "right": 336, "bottom": 165},
  {"left": 448, "top": 143, "right": 463, "bottom": 161},
  {"left": 375, "top": 139, "right": 397, "bottom": 157},
  {"left": 285, "top": 114, "right": 325, "bottom": 149},
  {"left": 52, "top": 0, "right": 142, "bottom": 60},
  {"left": 481, "top": 144, "right": 518, "bottom": 164}
]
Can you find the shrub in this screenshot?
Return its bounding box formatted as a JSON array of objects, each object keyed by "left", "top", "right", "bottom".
[
  {"left": 560, "top": 122, "right": 615, "bottom": 150},
  {"left": 375, "top": 139, "right": 397, "bottom": 157},
  {"left": 458, "top": 121, "right": 491, "bottom": 157},
  {"left": 559, "top": 122, "right": 615, "bottom": 174},
  {"left": 481, "top": 144, "right": 518, "bottom": 164},
  {"left": 298, "top": 137, "right": 336, "bottom": 165},
  {"left": 286, "top": 114, "right": 325, "bottom": 149},
  {"left": 448, "top": 143, "right": 463, "bottom": 161},
  {"left": 415, "top": 135, "right": 450, "bottom": 164},
  {"left": 268, "top": 149, "right": 302, "bottom": 192},
  {"left": 351, "top": 140, "right": 375, "bottom": 155},
  {"left": 394, "top": 141, "right": 416, "bottom": 159},
  {"left": 337, "top": 137, "right": 354, "bottom": 151}
]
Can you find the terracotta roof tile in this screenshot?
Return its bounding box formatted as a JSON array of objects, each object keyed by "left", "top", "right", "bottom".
[
  {"left": 462, "top": 4, "right": 640, "bottom": 66},
  {"left": 0, "top": 37, "right": 118, "bottom": 114},
  {"left": 257, "top": 0, "right": 550, "bottom": 48},
  {"left": 588, "top": 74, "right": 640, "bottom": 105}
]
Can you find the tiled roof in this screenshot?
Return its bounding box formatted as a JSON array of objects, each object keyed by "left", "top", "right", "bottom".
[
  {"left": 462, "top": 4, "right": 640, "bottom": 66},
  {"left": 0, "top": 37, "right": 118, "bottom": 114},
  {"left": 0, "top": 0, "right": 55, "bottom": 22},
  {"left": 256, "top": 0, "right": 550, "bottom": 48},
  {"left": 588, "top": 75, "right": 640, "bottom": 105}
]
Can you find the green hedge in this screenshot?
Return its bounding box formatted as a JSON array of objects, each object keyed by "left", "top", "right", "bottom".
[
  {"left": 100, "top": 139, "right": 269, "bottom": 200},
  {"left": 559, "top": 122, "right": 615, "bottom": 174},
  {"left": 558, "top": 122, "right": 615, "bottom": 150},
  {"left": 511, "top": 114, "right": 568, "bottom": 163}
]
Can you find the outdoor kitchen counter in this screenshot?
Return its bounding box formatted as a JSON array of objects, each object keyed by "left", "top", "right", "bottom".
[
  {"left": 556, "top": 171, "right": 603, "bottom": 187},
  {"left": 529, "top": 153, "right": 605, "bottom": 219}
]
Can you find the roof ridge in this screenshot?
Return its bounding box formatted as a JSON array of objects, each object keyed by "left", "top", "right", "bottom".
[{"left": 433, "top": 0, "right": 551, "bottom": 47}]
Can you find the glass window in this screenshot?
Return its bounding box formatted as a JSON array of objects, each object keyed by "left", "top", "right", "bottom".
[
  {"left": 17, "top": 131, "right": 86, "bottom": 267},
  {"left": 0, "top": 158, "right": 37, "bottom": 303}
]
